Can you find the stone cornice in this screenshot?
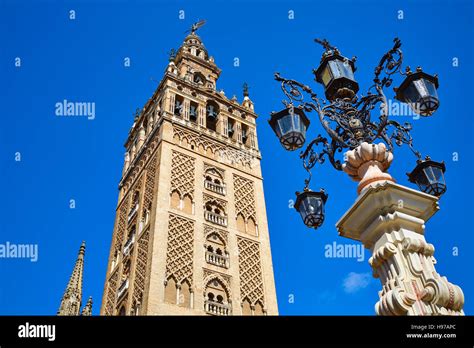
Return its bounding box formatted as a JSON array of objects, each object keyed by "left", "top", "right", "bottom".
[{"left": 336, "top": 181, "right": 439, "bottom": 242}]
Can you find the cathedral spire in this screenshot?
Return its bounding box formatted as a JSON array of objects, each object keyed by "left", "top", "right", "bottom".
[
  {"left": 81, "top": 296, "right": 93, "bottom": 316},
  {"left": 57, "top": 241, "right": 86, "bottom": 316}
]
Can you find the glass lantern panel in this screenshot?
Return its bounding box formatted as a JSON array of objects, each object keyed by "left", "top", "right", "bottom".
[
  {"left": 329, "top": 60, "right": 342, "bottom": 79},
  {"left": 271, "top": 119, "right": 282, "bottom": 137},
  {"left": 339, "top": 60, "right": 355, "bottom": 80},
  {"left": 293, "top": 113, "right": 301, "bottom": 134},
  {"left": 329, "top": 60, "right": 355, "bottom": 81},
  {"left": 277, "top": 114, "right": 293, "bottom": 136},
  {"left": 403, "top": 82, "right": 420, "bottom": 104},
  {"left": 423, "top": 166, "right": 444, "bottom": 184},
  {"left": 305, "top": 196, "right": 322, "bottom": 214},
  {"left": 415, "top": 170, "right": 430, "bottom": 190},
  {"left": 413, "top": 79, "right": 430, "bottom": 98},
  {"left": 424, "top": 79, "right": 438, "bottom": 99},
  {"left": 321, "top": 65, "right": 332, "bottom": 86}
]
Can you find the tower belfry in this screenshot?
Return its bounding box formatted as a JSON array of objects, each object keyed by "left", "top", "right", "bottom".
[
  {"left": 100, "top": 25, "right": 278, "bottom": 315},
  {"left": 58, "top": 241, "right": 92, "bottom": 316}
]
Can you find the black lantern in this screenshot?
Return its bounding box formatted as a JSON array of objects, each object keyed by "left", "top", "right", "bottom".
[
  {"left": 268, "top": 106, "right": 310, "bottom": 151},
  {"left": 294, "top": 188, "right": 328, "bottom": 229},
  {"left": 314, "top": 50, "right": 359, "bottom": 101},
  {"left": 407, "top": 157, "right": 446, "bottom": 197},
  {"left": 395, "top": 68, "right": 439, "bottom": 116}
]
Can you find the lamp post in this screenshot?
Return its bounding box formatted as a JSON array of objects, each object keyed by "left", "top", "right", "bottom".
[{"left": 269, "top": 38, "right": 464, "bottom": 315}]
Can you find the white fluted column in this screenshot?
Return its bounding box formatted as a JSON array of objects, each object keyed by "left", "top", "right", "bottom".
[{"left": 336, "top": 142, "right": 464, "bottom": 316}]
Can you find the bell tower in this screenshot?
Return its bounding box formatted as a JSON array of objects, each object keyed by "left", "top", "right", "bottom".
[{"left": 100, "top": 23, "right": 278, "bottom": 315}]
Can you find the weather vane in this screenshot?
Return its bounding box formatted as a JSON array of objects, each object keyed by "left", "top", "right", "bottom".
[
  {"left": 243, "top": 82, "right": 249, "bottom": 97},
  {"left": 314, "top": 38, "right": 338, "bottom": 54},
  {"left": 186, "top": 19, "right": 206, "bottom": 35}
]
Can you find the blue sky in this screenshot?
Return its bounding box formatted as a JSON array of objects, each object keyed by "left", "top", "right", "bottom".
[{"left": 1, "top": 0, "right": 473, "bottom": 315}]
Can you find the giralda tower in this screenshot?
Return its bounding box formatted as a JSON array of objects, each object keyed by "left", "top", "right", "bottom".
[{"left": 100, "top": 24, "right": 278, "bottom": 315}]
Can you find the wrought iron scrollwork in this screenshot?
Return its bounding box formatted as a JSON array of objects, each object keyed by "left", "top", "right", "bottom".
[{"left": 274, "top": 38, "right": 424, "bottom": 181}]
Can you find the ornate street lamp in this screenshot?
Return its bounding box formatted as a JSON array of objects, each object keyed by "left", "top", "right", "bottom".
[
  {"left": 269, "top": 37, "right": 447, "bottom": 229},
  {"left": 394, "top": 67, "right": 439, "bottom": 116},
  {"left": 269, "top": 105, "right": 310, "bottom": 151},
  {"left": 294, "top": 188, "right": 328, "bottom": 229},
  {"left": 407, "top": 157, "right": 446, "bottom": 196}
]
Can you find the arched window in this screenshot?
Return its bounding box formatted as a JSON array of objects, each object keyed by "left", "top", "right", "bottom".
[
  {"left": 242, "top": 299, "right": 252, "bottom": 316},
  {"left": 236, "top": 214, "right": 246, "bottom": 233},
  {"left": 247, "top": 217, "right": 257, "bottom": 236},
  {"left": 118, "top": 306, "right": 126, "bottom": 316},
  {"left": 207, "top": 292, "right": 215, "bottom": 301},
  {"left": 205, "top": 232, "right": 228, "bottom": 268},
  {"left": 174, "top": 95, "right": 184, "bottom": 117},
  {"left": 204, "top": 202, "right": 226, "bottom": 226},
  {"left": 241, "top": 124, "right": 249, "bottom": 145},
  {"left": 203, "top": 167, "right": 225, "bottom": 195},
  {"left": 132, "top": 191, "right": 139, "bottom": 206},
  {"left": 127, "top": 225, "right": 136, "bottom": 239},
  {"left": 182, "top": 194, "right": 193, "bottom": 214},
  {"left": 227, "top": 118, "right": 236, "bottom": 139},
  {"left": 164, "top": 277, "right": 177, "bottom": 304},
  {"left": 206, "top": 101, "right": 219, "bottom": 132},
  {"left": 170, "top": 190, "right": 180, "bottom": 210},
  {"left": 204, "top": 278, "right": 231, "bottom": 315},
  {"left": 254, "top": 301, "right": 265, "bottom": 315},
  {"left": 193, "top": 72, "right": 205, "bottom": 84},
  {"left": 123, "top": 260, "right": 131, "bottom": 277},
  {"left": 179, "top": 281, "right": 192, "bottom": 308},
  {"left": 189, "top": 101, "right": 198, "bottom": 123}
]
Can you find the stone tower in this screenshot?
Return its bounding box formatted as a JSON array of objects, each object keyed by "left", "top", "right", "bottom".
[
  {"left": 58, "top": 241, "right": 93, "bottom": 316},
  {"left": 100, "top": 27, "right": 278, "bottom": 315}
]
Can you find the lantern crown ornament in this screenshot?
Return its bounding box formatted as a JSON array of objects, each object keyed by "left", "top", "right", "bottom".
[{"left": 269, "top": 37, "right": 446, "bottom": 229}]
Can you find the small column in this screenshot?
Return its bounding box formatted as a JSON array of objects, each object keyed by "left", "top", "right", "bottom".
[
  {"left": 176, "top": 284, "right": 181, "bottom": 306},
  {"left": 236, "top": 123, "right": 242, "bottom": 143},
  {"left": 183, "top": 99, "right": 190, "bottom": 121},
  {"left": 336, "top": 142, "right": 464, "bottom": 315},
  {"left": 199, "top": 103, "right": 206, "bottom": 128},
  {"left": 169, "top": 93, "right": 175, "bottom": 114},
  {"left": 223, "top": 116, "right": 229, "bottom": 137}
]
